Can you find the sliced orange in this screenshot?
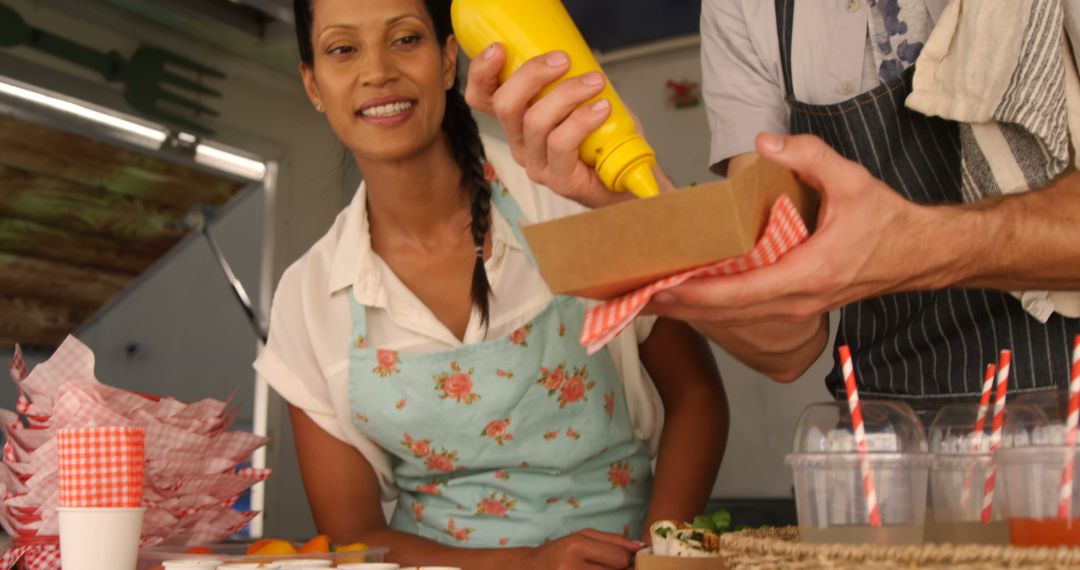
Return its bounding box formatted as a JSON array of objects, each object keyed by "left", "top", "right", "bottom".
[
  {"left": 252, "top": 539, "right": 298, "bottom": 556},
  {"left": 186, "top": 546, "right": 213, "bottom": 554},
  {"left": 246, "top": 538, "right": 277, "bottom": 555},
  {"left": 298, "top": 534, "right": 331, "bottom": 554},
  {"left": 335, "top": 541, "right": 369, "bottom": 552}
]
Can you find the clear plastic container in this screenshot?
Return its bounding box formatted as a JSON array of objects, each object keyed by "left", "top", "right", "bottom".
[
  {"left": 995, "top": 400, "right": 1080, "bottom": 547},
  {"left": 137, "top": 544, "right": 388, "bottom": 570},
  {"left": 996, "top": 446, "right": 1080, "bottom": 547},
  {"left": 786, "top": 401, "right": 930, "bottom": 545},
  {"left": 925, "top": 403, "right": 1008, "bottom": 544}
]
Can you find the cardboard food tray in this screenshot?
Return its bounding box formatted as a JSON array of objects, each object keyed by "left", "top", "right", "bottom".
[
  {"left": 636, "top": 550, "right": 729, "bottom": 570},
  {"left": 521, "top": 159, "right": 818, "bottom": 300}
]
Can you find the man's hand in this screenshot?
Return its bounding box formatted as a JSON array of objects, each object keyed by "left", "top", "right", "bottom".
[
  {"left": 464, "top": 43, "right": 627, "bottom": 207},
  {"left": 647, "top": 132, "right": 954, "bottom": 325}
]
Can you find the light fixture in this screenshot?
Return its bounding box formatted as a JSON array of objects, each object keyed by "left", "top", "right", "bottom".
[
  {"left": 196, "top": 143, "right": 267, "bottom": 182},
  {"left": 0, "top": 75, "right": 168, "bottom": 147},
  {"left": 0, "top": 74, "right": 267, "bottom": 182}
]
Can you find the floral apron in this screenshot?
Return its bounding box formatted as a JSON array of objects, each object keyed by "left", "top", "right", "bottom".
[{"left": 347, "top": 168, "right": 652, "bottom": 548}]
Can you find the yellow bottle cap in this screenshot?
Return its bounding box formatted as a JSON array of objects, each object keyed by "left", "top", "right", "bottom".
[{"left": 596, "top": 136, "right": 660, "bottom": 199}]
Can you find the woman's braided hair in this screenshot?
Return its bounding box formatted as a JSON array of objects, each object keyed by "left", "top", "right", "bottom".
[{"left": 295, "top": 0, "right": 494, "bottom": 327}]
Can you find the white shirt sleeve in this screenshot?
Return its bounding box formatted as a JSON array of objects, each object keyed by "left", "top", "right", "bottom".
[
  {"left": 255, "top": 261, "right": 341, "bottom": 436},
  {"left": 701, "top": 0, "right": 789, "bottom": 174},
  {"left": 254, "top": 257, "right": 399, "bottom": 500}
]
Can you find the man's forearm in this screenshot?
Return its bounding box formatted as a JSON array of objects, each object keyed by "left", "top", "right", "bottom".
[{"left": 933, "top": 171, "right": 1080, "bottom": 291}]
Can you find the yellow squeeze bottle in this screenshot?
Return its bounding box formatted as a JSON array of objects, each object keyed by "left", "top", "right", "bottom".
[{"left": 451, "top": 0, "right": 660, "bottom": 199}]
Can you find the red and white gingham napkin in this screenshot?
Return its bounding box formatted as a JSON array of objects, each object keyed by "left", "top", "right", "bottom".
[
  {"left": 581, "top": 195, "right": 810, "bottom": 353},
  {"left": 8, "top": 345, "right": 27, "bottom": 384},
  {"left": 19, "top": 338, "right": 98, "bottom": 417},
  {"left": 56, "top": 427, "right": 145, "bottom": 508},
  {"left": 0, "top": 537, "right": 60, "bottom": 570}
]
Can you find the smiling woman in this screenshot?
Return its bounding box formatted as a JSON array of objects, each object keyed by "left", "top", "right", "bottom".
[{"left": 254, "top": 1, "right": 729, "bottom": 568}]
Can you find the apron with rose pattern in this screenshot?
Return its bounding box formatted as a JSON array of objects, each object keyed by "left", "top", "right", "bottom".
[{"left": 347, "top": 164, "right": 652, "bottom": 547}]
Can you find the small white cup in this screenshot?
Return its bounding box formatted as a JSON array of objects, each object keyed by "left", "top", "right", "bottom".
[
  {"left": 58, "top": 507, "right": 145, "bottom": 570},
  {"left": 336, "top": 564, "right": 400, "bottom": 570},
  {"left": 274, "top": 560, "right": 332, "bottom": 568}
]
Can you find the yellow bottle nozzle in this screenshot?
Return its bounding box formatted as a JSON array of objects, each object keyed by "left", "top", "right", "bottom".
[
  {"left": 597, "top": 135, "right": 660, "bottom": 199},
  {"left": 618, "top": 163, "right": 661, "bottom": 199}
]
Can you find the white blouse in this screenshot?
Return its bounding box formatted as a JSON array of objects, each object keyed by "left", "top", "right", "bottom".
[{"left": 254, "top": 135, "right": 661, "bottom": 500}]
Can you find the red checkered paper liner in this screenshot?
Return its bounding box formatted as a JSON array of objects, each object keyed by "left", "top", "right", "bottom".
[
  {"left": 581, "top": 195, "right": 810, "bottom": 354},
  {"left": 8, "top": 345, "right": 27, "bottom": 384},
  {"left": 56, "top": 427, "right": 145, "bottom": 508},
  {"left": 9, "top": 345, "right": 43, "bottom": 430},
  {"left": 0, "top": 537, "right": 59, "bottom": 570},
  {"left": 2, "top": 337, "right": 271, "bottom": 547}
]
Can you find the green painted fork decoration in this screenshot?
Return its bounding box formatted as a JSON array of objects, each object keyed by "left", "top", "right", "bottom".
[{"left": 0, "top": 1, "right": 225, "bottom": 134}]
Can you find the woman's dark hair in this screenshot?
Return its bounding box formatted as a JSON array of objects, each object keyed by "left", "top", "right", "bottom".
[{"left": 295, "top": 0, "right": 493, "bottom": 328}]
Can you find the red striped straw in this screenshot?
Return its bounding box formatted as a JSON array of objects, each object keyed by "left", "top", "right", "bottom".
[
  {"left": 840, "top": 345, "right": 881, "bottom": 527},
  {"left": 1058, "top": 335, "right": 1080, "bottom": 520},
  {"left": 961, "top": 363, "right": 997, "bottom": 510},
  {"left": 981, "top": 350, "right": 1011, "bottom": 523}
]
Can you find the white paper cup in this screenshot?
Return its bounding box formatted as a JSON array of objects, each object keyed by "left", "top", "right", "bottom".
[
  {"left": 336, "top": 565, "right": 400, "bottom": 570},
  {"left": 58, "top": 507, "right": 145, "bottom": 570},
  {"left": 274, "top": 561, "right": 331, "bottom": 568}
]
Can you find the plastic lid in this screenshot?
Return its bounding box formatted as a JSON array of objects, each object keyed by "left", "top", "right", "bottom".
[
  {"left": 1001, "top": 396, "right": 1073, "bottom": 448},
  {"left": 930, "top": 401, "right": 1051, "bottom": 454},
  {"left": 595, "top": 136, "right": 659, "bottom": 198},
  {"left": 790, "top": 400, "right": 927, "bottom": 455}
]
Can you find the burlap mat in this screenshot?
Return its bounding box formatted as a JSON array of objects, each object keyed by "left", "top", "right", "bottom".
[{"left": 718, "top": 527, "right": 1080, "bottom": 569}]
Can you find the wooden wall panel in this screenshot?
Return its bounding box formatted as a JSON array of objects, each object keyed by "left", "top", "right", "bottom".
[
  {"left": 0, "top": 253, "right": 130, "bottom": 307},
  {"left": 0, "top": 163, "right": 188, "bottom": 252},
  {"left": 0, "top": 113, "right": 245, "bottom": 211},
  {"left": 0, "top": 217, "right": 159, "bottom": 274},
  {"left": 0, "top": 296, "right": 89, "bottom": 349},
  {"left": 0, "top": 112, "right": 251, "bottom": 348}
]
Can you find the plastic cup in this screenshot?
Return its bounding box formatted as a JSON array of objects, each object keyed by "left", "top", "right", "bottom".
[
  {"left": 997, "top": 445, "right": 1080, "bottom": 546},
  {"left": 58, "top": 507, "right": 145, "bottom": 570},
  {"left": 925, "top": 403, "right": 1049, "bottom": 544},
  {"left": 987, "top": 395, "right": 1080, "bottom": 547},
  {"left": 927, "top": 453, "right": 1007, "bottom": 544},
  {"left": 786, "top": 401, "right": 930, "bottom": 545},
  {"left": 927, "top": 403, "right": 995, "bottom": 545}
]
